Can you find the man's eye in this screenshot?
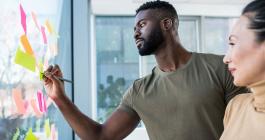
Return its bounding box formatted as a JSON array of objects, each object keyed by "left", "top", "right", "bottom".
[{"left": 140, "top": 23, "right": 145, "bottom": 27}]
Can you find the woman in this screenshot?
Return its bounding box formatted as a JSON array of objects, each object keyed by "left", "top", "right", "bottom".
[{"left": 220, "top": 0, "right": 265, "bottom": 139}]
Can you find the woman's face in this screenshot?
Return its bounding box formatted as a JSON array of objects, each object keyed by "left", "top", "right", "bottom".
[{"left": 223, "top": 15, "right": 265, "bottom": 87}]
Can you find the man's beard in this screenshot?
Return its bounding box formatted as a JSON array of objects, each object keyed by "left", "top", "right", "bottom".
[{"left": 138, "top": 27, "right": 164, "bottom": 56}]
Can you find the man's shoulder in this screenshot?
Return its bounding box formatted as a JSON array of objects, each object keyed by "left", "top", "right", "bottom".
[
  {"left": 195, "top": 52, "right": 224, "bottom": 62},
  {"left": 193, "top": 52, "right": 226, "bottom": 68}
]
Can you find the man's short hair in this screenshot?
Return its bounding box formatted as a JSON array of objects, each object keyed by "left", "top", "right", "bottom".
[{"left": 136, "top": 0, "right": 179, "bottom": 27}]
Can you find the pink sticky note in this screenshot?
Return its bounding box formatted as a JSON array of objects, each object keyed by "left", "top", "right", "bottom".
[
  {"left": 37, "top": 90, "right": 43, "bottom": 112},
  {"left": 30, "top": 99, "right": 43, "bottom": 118},
  {"left": 43, "top": 95, "right": 47, "bottom": 112},
  {"left": 41, "top": 26, "right": 47, "bottom": 44},
  {"left": 12, "top": 89, "right": 26, "bottom": 114},
  {"left": 31, "top": 12, "right": 40, "bottom": 30},
  {"left": 20, "top": 4, "right": 27, "bottom": 34}
]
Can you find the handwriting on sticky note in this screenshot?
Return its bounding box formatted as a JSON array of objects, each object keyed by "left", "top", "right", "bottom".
[
  {"left": 20, "top": 35, "right": 34, "bottom": 55},
  {"left": 20, "top": 4, "right": 27, "bottom": 34},
  {"left": 14, "top": 47, "right": 36, "bottom": 72},
  {"left": 12, "top": 89, "right": 26, "bottom": 114}
]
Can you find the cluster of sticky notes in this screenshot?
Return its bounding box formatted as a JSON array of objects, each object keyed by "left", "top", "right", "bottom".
[
  {"left": 15, "top": 4, "right": 59, "bottom": 77},
  {"left": 12, "top": 119, "right": 57, "bottom": 140},
  {"left": 12, "top": 88, "right": 50, "bottom": 118}
]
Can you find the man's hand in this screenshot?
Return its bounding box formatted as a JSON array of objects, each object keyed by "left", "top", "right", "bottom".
[{"left": 43, "top": 64, "right": 66, "bottom": 101}]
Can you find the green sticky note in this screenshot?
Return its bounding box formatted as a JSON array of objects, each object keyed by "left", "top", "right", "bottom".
[
  {"left": 12, "top": 128, "right": 20, "bottom": 140},
  {"left": 45, "top": 119, "right": 51, "bottom": 138},
  {"left": 14, "top": 47, "right": 36, "bottom": 72},
  {"left": 25, "top": 128, "right": 38, "bottom": 140},
  {"left": 40, "top": 72, "right": 44, "bottom": 80}
]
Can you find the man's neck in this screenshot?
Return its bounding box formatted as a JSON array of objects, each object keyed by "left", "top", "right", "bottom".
[{"left": 154, "top": 42, "right": 191, "bottom": 72}]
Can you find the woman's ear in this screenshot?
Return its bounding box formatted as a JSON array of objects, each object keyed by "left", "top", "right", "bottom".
[{"left": 161, "top": 18, "right": 173, "bottom": 31}]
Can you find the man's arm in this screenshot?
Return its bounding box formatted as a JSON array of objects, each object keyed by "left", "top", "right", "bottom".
[{"left": 44, "top": 65, "right": 140, "bottom": 140}]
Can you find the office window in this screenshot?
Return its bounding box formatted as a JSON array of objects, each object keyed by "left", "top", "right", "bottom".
[
  {"left": 203, "top": 17, "right": 237, "bottom": 55},
  {"left": 0, "top": 0, "right": 72, "bottom": 139},
  {"left": 95, "top": 17, "right": 139, "bottom": 122}
]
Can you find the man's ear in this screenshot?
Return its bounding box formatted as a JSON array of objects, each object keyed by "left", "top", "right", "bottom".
[{"left": 161, "top": 18, "right": 173, "bottom": 31}]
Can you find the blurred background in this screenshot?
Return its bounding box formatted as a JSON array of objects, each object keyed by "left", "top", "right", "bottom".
[{"left": 0, "top": 0, "right": 252, "bottom": 139}]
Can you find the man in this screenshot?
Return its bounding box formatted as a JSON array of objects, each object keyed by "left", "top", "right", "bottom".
[{"left": 44, "top": 1, "right": 247, "bottom": 140}]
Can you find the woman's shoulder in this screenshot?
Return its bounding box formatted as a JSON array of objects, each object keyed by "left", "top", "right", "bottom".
[
  {"left": 229, "top": 93, "right": 252, "bottom": 108},
  {"left": 226, "top": 93, "right": 253, "bottom": 114}
]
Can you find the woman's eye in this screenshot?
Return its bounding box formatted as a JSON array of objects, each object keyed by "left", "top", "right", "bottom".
[{"left": 229, "top": 42, "right": 235, "bottom": 46}]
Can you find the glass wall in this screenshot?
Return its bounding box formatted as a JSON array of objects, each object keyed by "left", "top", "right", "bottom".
[{"left": 0, "top": 0, "right": 72, "bottom": 139}]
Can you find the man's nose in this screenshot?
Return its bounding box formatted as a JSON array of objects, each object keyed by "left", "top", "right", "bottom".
[{"left": 134, "top": 28, "right": 141, "bottom": 39}]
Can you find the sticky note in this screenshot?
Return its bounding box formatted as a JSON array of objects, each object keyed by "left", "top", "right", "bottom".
[
  {"left": 20, "top": 35, "right": 34, "bottom": 55},
  {"left": 20, "top": 4, "right": 27, "bottom": 34},
  {"left": 12, "top": 89, "right": 26, "bottom": 114},
  {"left": 25, "top": 128, "right": 38, "bottom": 140},
  {"left": 30, "top": 99, "right": 42, "bottom": 118},
  {"left": 49, "top": 43, "right": 58, "bottom": 57},
  {"left": 37, "top": 90, "right": 43, "bottom": 112},
  {"left": 51, "top": 124, "right": 57, "bottom": 140},
  {"left": 45, "top": 20, "right": 54, "bottom": 34},
  {"left": 31, "top": 12, "right": 40, "bottom": 30},
  {"left": 14, "top": 47, "right": 36, "bottom": 72},
  {"left": 39, "top": 61, "right": 44, "bottom": 80},
  {"left": 41, "top": 26, "right": 47, "bottom": 44},
  {"left": 45, "top": 119, "right": 51, "bottom": 138},
  {"left": 12, "top": 128, "right": 20, "bottom": 140}
]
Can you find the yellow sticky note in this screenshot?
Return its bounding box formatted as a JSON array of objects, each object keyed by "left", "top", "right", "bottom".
[
  {"left": 45, "top": 119, "right": 51, "bottom": 138},
  {"left": 45, "top": 20, "right": 54, "bottom": 34},
  {"left": 14, "top": 47, "right": 36, "bottom": 72},
  {"left": 20, "top": 35, "right": 34, "bottom": 55},
  {"left": 45, "top": 20, "right": 59, "bottom": 38},
  {"left": 12, "top": 89, "right": 26, "bottom": 114},
  {"left": 25, "top": 128, "right": 38, "bottom": 140}
]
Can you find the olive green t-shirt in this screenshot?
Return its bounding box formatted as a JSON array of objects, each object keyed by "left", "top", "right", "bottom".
[{"left": 118, "top": 53, "right": 247, "bottom": 140}]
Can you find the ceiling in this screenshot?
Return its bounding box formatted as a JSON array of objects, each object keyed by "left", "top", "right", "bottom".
[{"left": 131, "top": 0, "right": 252, "bottom": 5}]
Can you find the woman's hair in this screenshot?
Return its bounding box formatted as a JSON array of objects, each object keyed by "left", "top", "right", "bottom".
[{"left": 242, "top": 0, "right": 265, "bottom": 43}]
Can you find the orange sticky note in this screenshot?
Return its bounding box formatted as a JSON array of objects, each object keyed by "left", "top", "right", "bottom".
[
  {"left": 12, "top": 89, "right": 26, "bottom": 114},
  {"left": 30, "top": 99, "right": 43, "bottom": 118},
  {"left": 20, "top": 35, "right": 34, "bottom": 55}
]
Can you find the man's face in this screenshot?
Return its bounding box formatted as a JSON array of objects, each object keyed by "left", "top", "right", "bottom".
[{"left": 134, "top": 10, "right": 164, "bottom": 56}]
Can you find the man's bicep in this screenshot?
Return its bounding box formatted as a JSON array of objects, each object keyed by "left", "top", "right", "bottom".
[{"left": 101, "top": 108, "right": 140, "bottom": 140}]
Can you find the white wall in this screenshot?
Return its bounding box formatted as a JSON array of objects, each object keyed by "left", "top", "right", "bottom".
[{"left": 91, "top": 0, "right": 251, "bottom": 17}]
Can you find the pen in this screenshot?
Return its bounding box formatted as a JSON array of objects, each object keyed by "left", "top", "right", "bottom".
[
  {"left": 41, "top": 72, "right": 72, "bottom": 83},
  {"left": 58, "top": 77, "right": 73, "bottom": 83}
]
